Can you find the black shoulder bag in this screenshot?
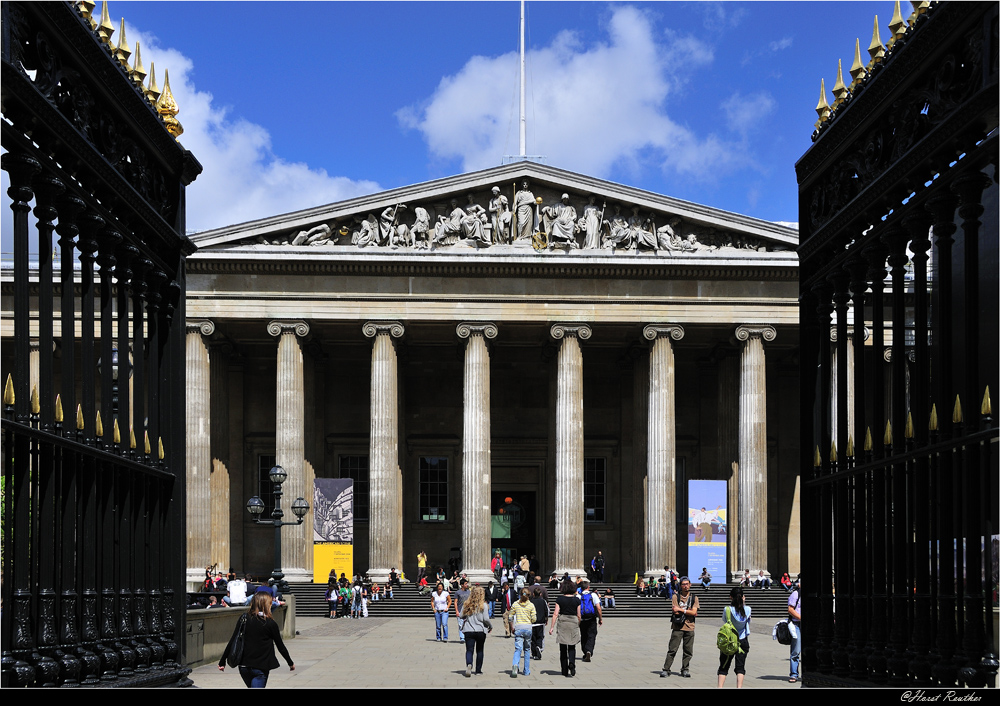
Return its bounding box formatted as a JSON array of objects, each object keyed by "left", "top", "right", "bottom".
[{"left": 226, "top": 614, "right": 248, "bottom": 668}]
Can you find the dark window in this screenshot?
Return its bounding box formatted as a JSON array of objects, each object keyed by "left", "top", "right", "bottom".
[
  {"left": 419, "top": 456, "right": 448, "bottom": 522},
  {"left": 584, "top": 457, "right": 606, "bottom": 523},
  {"left": 339, "top": 455, "right": 369, "bottom": 522},
  {"left": 257, "top": 455, "right": 277, "bottom": 518}
]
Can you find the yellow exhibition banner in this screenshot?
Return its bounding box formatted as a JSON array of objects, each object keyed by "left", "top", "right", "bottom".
[{"left": 314, "top": 542, "right": 353, "bottom": 584}]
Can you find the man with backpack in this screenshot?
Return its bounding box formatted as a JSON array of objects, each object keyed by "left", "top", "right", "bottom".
[
  {"left": 661, "top": 576, "right": 698, "bottom": 678},
  {"left": 578, "top": 580, "right": 603, "bottom": 662}
]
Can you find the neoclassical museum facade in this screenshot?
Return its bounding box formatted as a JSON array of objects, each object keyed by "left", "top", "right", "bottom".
[{"left": 175, "top": 162, "right": 801, "bottom": 586}]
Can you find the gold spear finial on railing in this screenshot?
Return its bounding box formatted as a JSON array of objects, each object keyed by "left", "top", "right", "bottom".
[
  {"left": 77, "top": 1, "right": 97, "bottom": 30},
  {"left": 832, "top": 59, "right": 848, "bottom": 109},
  {"left": 97, "top": 1, "right": 115, "bottom": 46},
  {"left": 830, "top": 441, "right": 838, "bottom": 463},
  {"left": 868, "top": 16, "right": 885, "bottom": 68},
  {"left": 846, "top": 434, "right": 855, "bottom": 458},
  {"left": 30, "top": 384, "right": 40, "bottom": 415},
  {"left": 813, "top": 445, "right": 822, "bottom": 467},
  {"left": 815, "top": 79, "right": 831, "bottom": 129},
  {"left": 113, "top": 418, "right": 121, "bottom": 444},
  {"left": 888, "top": 1, "right": 908, "bottom": 49},
  {"left": 982, "top": 386, "right": 991, "bottom": 416},
  {"left": 76, "top": 404, "right": 84, "bottom": 430},
  {"left": 953, "top": 395, "right": 963, "bottom": 424},
  {"left": 849, "top": 38, "right": 867, "bottom": 91},
  {"left": 156, "top": 69, "right": 183, "bottom": 138},
  {"left": 115, "top": 18, "right": 131, "bottom": 68},
  {"left": 883, "top": 419, "right": 893, "bottom": 446},
  {"left": 130, "top": 41, "right": 147, "bottom": 88},
  {"left": 145, "top": 62, "right": 161, "bottom": 105},
  {"left": 144, "top": 430, "right": 152, "bottom": 455},
  {"left": 905, "top": 411, "right": 914, "bottom": 439},
  {"left": 929, "top": 403, "right": 938, "bottom": 431},
  {"left": 864, "top": 426, "right": 873, "bottom": 452},
  {"left": 907, "top": 1, "right": 930, "bottom": 25},
  {"left": 3, "top": 374, "right": 14, "bottom": 406},
  {"left": 129, "top": 425, "right": 136, "bottom": 449},
  {"left": 96, "top": 410, "right": 104, "bottom": 438},
  {"left": 157, "top": 437, "right": 165, "bottom": 460},
  {"left": 55, "top": 394, "right": 64, "bottom": 423}
]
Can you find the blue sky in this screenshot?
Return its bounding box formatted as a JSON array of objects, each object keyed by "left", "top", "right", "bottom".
[{"left": 5, "top": 1, "right": 898, "bottom": 238}]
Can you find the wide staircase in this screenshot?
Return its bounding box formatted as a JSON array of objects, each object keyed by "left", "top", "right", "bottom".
[{"left": 287, "top": 581, "right": 793, "bottom": 621}]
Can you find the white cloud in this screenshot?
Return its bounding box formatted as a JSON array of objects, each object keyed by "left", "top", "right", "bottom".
[
  {"left": 721, "top": 91, "right": 777, "bottom": 140},
  {"left": 129, "top": 28, "right": 380, "bottom": 234},
  {"left": 399, "top": 5, "right": 749, "bottom": 183},
  {"left": 769, "top": 37, "right": 794, "bottom": 52}
]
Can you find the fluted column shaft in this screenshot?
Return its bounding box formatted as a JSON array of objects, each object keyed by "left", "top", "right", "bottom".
[
  {"left": 185, "top": 320, "right": 214, "bottom": 585},
  {"left": 644, "top": 324, "right": 684, "bottom": 576},
  {"left": 364, "top": 321, "right": 405, "bottom": 583},
  {"left": 736, "top": 325, "right": 775, "bottom": 575},
  {"left": 717, "top": 354, "right": 740, "bottom": 577},
  {"left": 209, "top": 343, "right": 231, "bottom": 571},
  {"left": 458, "top": 323, "right": 498, "bottom": 584},
  {"left": 269, "top": 320, "right": 311, "bottom": 581},
  {"left": 551, "top": 324, "right": 591, "bottom": 577}
]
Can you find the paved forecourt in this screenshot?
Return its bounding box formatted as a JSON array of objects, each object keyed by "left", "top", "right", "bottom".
[{"left": 191, "top": 614, "right": 802, "bottom": 689}]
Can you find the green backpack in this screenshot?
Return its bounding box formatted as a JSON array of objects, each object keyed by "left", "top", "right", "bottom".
[{"left": 717, "top": 606, "right": 744, "bottom": 656}]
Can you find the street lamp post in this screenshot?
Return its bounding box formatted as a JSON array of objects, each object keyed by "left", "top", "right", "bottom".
[{"left": 246, "top": 464, "right": 310, "bottom": 595}]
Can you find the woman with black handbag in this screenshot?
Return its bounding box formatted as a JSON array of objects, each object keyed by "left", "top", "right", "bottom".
[{"left": 219, "top": 592, "right": 295, "bottom": 688}]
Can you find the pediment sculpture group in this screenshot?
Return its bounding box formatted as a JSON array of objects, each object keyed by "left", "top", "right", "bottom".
[{"left": 266, "top": 180, "right": 769, "bottom": 254}]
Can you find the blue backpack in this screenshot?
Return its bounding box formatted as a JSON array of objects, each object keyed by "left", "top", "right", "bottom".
[{"left": 580, "top": 592, "right": 597, "bottom": 617}]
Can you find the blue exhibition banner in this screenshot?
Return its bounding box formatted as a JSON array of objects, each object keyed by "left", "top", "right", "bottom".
[{"left": 687, "top": 480, "right": 727, "bottom": 580}]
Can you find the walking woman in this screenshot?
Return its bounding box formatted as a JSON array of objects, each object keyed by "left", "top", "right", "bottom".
[
  {"left": 459, "top": 586, "right": 493, "bottom": 677},
  {"left": 508, "top": 588, "right": 537, "bottom": 678},
  {"left": 717, "top": 587, "right": 751, "bottom": 688},
  {"left": 219, "top": 592, "right": 295, "bottom": 688},
  {"left": 548, "top": 580, "right": 582, "bottom": 678}
]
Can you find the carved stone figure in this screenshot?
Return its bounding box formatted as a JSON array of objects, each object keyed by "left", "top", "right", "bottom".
[
  {"left": 541, "top": 193, "right": 579, "bottom": 247},
  {"left": 513, "top": 180, "right": 535, "bottom": 241},
  {"left": 488, "top": 186, "right": 512, "bottom": 244},
  {"left": 410, "top": 206, "right": 431, "bottom": 248},
  {"left": 604, "top": 205, "right": 632, "bottom": 249},
  {"left": 289, "top": 223, "right": 333, "bottom": 246},
  {"left": 351, "top": 213, "right": 379, "bottom": 248},
  {"left": 579, "top": 196, "right": 606, "bottom": 250},
  {"left": 434, "top": 199, "right": 465, "bottom": 245},
  {"left": 461, "top": 194, "right": 490, "bottom": 246},
  {"left": 380, "top": 204, "right": 411, "bottom": 249},
  {"left": 629, "top": 206, "right": 657, "bottom": 250},
  {"left": 656, "top": 217, "right": 685, "bottom": 251}
]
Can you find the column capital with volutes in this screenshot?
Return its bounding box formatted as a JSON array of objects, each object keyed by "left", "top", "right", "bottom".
[
  {"left": 362, "top": 321, "right": 404, "bottom": 339},
  {"left": 830, "top": 325, "right": 870, "bottom": 342},
  {"left": 267, "top": 320, "right": 310, "bottom": 338},
  {"left": 643, "top": 324, "right": 685, "bottom": 342},
  {"left": 550, "top": 323, "right": 592, "bottom": 341},
  {"left": 456, "top": 322, "right": 498, "bottom": 340},
  {"left": 186, "top": 319, "right": 216, "bottom": 336},
  {"left": 735, "top": 324, "right": 777, "bottom": 343}
]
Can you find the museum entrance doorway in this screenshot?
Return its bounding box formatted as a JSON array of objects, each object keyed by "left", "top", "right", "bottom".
[{"left": 491, "top": 490, "right": 536, "bottom": 573}]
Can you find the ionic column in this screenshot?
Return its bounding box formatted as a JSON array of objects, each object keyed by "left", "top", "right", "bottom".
[
  {"left": 29, "top": 339, "right": 40, "bottom": 395},
  {"left": 550, "top": 323, "right": 591, "bottom": 577},
  {"left": 185, "top": 320, "right": 214, "bottom": 586},
  {"left": 267, "top": 320, "right": 311, "bottom": 582},
  {"left": 735, "top": 324, "right": 776, "bottom": 576},
  {"left": 209, "top": 342, "right": 232, "bottom": 572},
  {"left": 363, "top": 321, "right": 405, "bottom": 583},
  {"left": 643, "top": 324, "right": 684, "bottom": 577},
  {"left": 457, "top": 322, "right": 498, "bottom": 584}
]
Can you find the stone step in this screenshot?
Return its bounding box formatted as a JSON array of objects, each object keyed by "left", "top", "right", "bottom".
[{"left": 286, "top": 582, "right": 794, "bottom": 620}]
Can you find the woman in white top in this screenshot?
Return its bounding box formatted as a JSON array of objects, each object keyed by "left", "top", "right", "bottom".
[
  {"left": 717, "top": 587, "right": 752, "bottom": 688},
  {"left": 431, "top": 583, "right": 451, "bottom": 642}
]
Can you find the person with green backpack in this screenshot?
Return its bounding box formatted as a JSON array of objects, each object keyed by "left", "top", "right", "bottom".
[{"left": 717, "top": 586, "right": 751, "bottom": 688}]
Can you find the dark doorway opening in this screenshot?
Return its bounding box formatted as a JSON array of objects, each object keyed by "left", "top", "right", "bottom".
[{"left": 491, "top": 490, "right": 536, "bottom": 572}]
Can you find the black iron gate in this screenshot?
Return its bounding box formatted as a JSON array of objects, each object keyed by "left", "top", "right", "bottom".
[
  {"left": 2, "top": 2, "right": 201, "bottom": 686},
  {"left": 796, "top": 2, "right": 998, "bottom": 688}
]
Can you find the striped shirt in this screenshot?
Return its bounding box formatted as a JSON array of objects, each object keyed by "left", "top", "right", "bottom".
[{"left": 510, "top": 600, "right": 537, "bottom": 627}]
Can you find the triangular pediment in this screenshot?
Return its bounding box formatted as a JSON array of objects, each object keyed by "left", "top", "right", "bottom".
[{"left": 189, "top": 162, "right": 797, "bottom": 258}]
